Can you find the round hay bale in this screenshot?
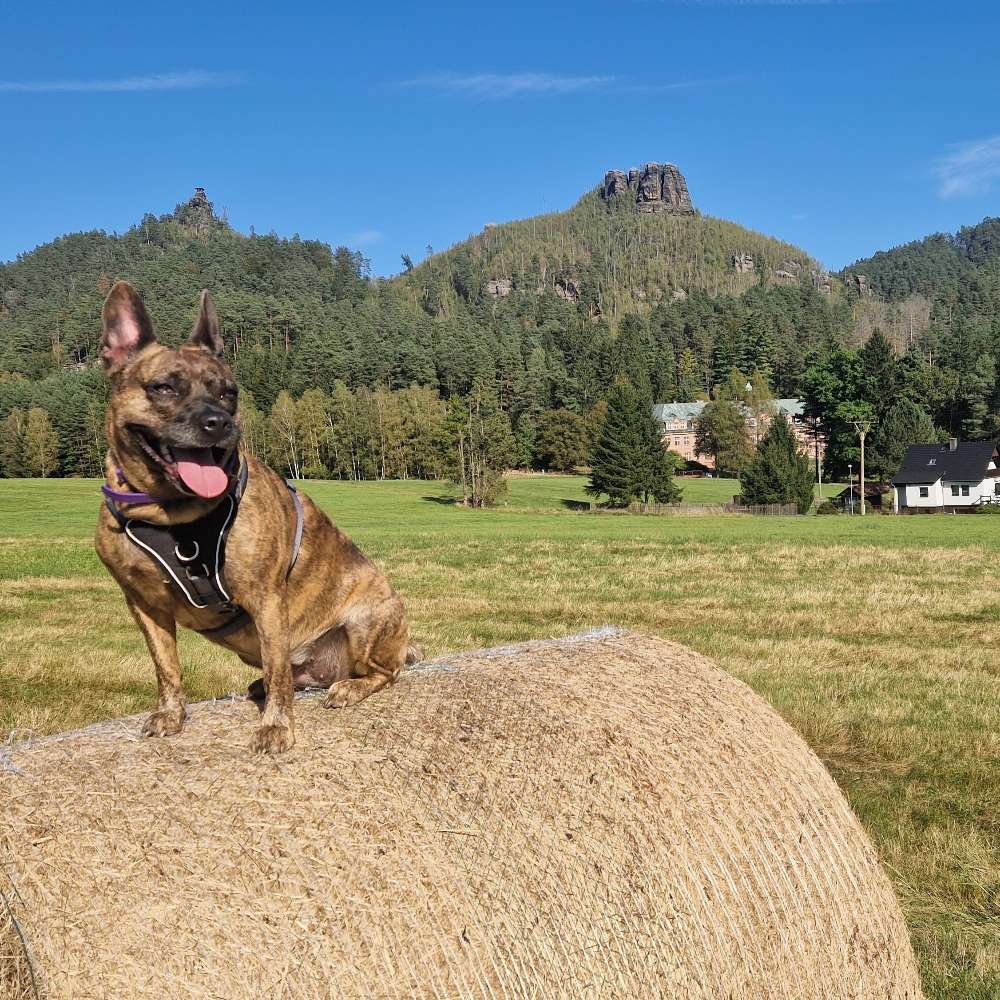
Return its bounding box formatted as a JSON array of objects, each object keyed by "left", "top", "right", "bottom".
[{"left": 0, "top": 629, "right": 922, "bottom": 999}]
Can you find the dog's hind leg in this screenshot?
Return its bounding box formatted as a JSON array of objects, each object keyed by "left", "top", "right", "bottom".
[{"left": 323, "top": 599, "right": 409, "bottom": 710}]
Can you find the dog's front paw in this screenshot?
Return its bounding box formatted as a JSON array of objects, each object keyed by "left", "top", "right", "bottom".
[
  {"left": 251, "top": 723, "right": 295, "bottom": 755},
  {"left": 141, "top": 709, "right": 185, "bottom": 738}
]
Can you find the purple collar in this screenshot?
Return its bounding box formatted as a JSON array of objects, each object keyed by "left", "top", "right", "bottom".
[
  {"left": 101, "top": 482, "right": 169, "bottom": 505},
  {"left": 101, "top": 468, "right": 183, "bottom": 506},
  {"left": 102, "top": 449, "right": 242, "bottom": 510}
]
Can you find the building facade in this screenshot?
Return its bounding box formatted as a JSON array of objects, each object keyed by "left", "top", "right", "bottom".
[{"left": 652, "top": 399, "right": 824, "bottom": 471}]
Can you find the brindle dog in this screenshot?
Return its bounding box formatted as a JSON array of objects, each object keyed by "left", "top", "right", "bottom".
[{"left": 95, "top": 281, "right": 416, "bottom": 754}]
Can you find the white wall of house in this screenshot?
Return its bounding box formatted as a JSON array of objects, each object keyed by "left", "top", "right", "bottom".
[
  {"left": 899, "top": 478, "right": 1000, "bottom": 508},
  {"left": 901, "top": 481, "right": 944, "bottom": 507},
  {"left": 944, "top": 481, "right": 985, "bottom": 506}
]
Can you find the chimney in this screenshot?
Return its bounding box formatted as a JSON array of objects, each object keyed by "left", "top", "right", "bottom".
[{"left": 949, "top": 437, "right": 959, "bottom": 451}]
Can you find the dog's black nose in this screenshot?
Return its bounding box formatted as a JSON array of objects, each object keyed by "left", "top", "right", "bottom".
[{"left": 199, "top": 407, "right": 233, "bottom": 440}]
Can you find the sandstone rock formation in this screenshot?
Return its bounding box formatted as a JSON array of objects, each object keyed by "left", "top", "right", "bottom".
[
  {"left": 177, "top": 187, "right": 216, "bottom": 239},
  {"left": 484, "top": 278, "right": 512, "bottom": 298},
  {"left": 812, "top": 271, "right": 833, "bottom": 295},
  {"left": 602, "top": 163, "right": 694, "bottom": 215},
  {"left": 554, "top": 277, "right": 581, "bottom": 302}
]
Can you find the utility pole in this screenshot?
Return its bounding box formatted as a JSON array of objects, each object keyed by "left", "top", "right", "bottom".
[{"left": 852, "top": 420, "right": 873, "bottom": 516}]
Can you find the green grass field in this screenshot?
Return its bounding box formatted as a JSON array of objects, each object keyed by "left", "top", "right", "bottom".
[{"left": 1, "top": 473, "right": 998, "bottom": 998}]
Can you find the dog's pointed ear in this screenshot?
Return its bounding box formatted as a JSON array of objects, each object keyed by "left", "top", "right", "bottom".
[
  {"left": 100, "top": 281, "right": 156, "bottom": 372},
  {"left": 187, "top": 290, "right": 225, "bottom": 358}
]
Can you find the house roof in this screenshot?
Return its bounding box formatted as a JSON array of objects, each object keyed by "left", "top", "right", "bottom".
[
  {"left": 652, "top": 398, "right": 807, "bottom": 425},
  {"left": 774, "top": 399, "right": 805, "bottom": 418},
  {"left": 652, "top": 402, "right": 705, "bottom": 424},
  {"left": 891, "top": 441, "right": 998, "bottom": 485}
]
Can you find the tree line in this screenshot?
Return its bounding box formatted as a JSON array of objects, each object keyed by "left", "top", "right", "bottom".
[{"left": 3, "top": 190, "right": 1000, "bottom": 493}]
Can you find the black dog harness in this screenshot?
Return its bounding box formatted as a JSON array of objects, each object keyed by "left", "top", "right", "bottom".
[{"left": 103, "top": 463, "right": 304, "bottom": 641}]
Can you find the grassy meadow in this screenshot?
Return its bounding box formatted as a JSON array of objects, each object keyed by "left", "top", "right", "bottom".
[{"left": 1, "top": 473, "right": 998, "bottom": 998}]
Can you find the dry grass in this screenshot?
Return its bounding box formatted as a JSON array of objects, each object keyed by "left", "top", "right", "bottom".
[{"left": 1, "top": 475, "right": 998, "bottom": 998}]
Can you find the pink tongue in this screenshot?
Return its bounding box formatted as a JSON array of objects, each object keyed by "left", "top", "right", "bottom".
[{"left": 173, "top": 447, "right": 230, "bottom": 499}]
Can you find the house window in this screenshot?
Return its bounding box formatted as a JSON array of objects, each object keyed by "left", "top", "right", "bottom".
[
  {"left": 994, "top": 482, "right": 1000, "bottom": 496},
  {"left": 919, "top": 487, "right": 929, "bottom": 498},
  {"left": 962, "top": 485, "right": 970, "bottom": 496},
  {"left": 951, "top": 485, "right": 960, "bottom": 496},
  {"left": 928, "top": 459, "right": 936, "bottom": 466}
]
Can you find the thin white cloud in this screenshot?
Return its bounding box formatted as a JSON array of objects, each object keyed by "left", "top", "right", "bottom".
[
  {"left": 0, "top": 70, "right": 243, "bottom": 94},
  {"left": 398, "top": 71, "right": 728, "bottom": 100},
  {"left": 933, "top": 135, "right": 1000, "bottom": 199},
  {"left": 399, "top": 72, "right": 615, "bottom": 100},
  {"left": 348, "top": 229, "right": 384, "bottom": 247}
]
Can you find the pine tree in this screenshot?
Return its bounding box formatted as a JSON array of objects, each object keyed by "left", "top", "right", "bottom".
[
  {"left": 868, "top": 399, "right": 936, "bottom": 480},
  {"left": 587, "top": 382, "right": 645, "bottom": 505},
  {"left": 741, "top": 413, "right": 814, "bottom": 513},
  {"left": 586, "top": 382, "right": 643, "bottom": 507},
  {"left": 859, "top": 328, "right": 897, "bottom": 415},
  {"left": 644, "top": 432, "right": 683, "bottom": 504},
  {"left": 512, "top": 412, "right": 537, "bottom": 469},
  {"left": 676, "top": 348, "right": 703, "bottom": 401}
]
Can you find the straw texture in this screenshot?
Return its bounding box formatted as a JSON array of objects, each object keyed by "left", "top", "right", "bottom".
[{"left": 0, "top": 630, "right": 922, "bottom": 999}]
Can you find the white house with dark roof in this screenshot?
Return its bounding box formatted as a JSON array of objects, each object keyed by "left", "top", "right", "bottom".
[{"left": 891, "top": 440, "right": 1000, "bottom": 512}]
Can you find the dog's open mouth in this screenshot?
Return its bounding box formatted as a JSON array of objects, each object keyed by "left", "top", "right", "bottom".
[{"left": 131, "top": 428, "right": 231, "bottom": 500}]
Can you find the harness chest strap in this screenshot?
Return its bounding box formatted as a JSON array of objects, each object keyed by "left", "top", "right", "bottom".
[{"left": 103, "top": 465, "right": 303, "bottom": 639}]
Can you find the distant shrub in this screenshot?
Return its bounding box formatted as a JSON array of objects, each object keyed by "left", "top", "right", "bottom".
[{"left": 815, "top": 501, "right": 840, "bottom": 515}]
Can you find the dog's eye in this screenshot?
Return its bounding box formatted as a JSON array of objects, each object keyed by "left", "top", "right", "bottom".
[{"left": 149, "top": 383, "right": 177, "bottom": 397}]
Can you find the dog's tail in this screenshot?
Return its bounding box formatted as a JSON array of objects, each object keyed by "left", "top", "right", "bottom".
[{"left": 405, "top": 643, "right": 424, "bottom": 666}]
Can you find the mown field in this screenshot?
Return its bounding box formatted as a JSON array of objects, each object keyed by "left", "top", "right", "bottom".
[{"left": 1, "top": 473, "right": 998, "bottom": 998}]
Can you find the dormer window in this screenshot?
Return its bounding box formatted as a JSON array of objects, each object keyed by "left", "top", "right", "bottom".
[{"left": 928, "top": 459, "right": 936, "bottom": 466}]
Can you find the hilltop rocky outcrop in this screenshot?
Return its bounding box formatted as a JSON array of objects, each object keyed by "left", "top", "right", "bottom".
[{"left": 601, "top": 163, "right": 695, "bottom": 215}]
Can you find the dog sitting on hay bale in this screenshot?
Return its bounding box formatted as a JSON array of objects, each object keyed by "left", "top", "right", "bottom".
[
  {"left": 0, "top": 631, "right": 922, "bottom": 999},
  {"left": 93, "top": 282, "right": 419, "bottom": 755}
]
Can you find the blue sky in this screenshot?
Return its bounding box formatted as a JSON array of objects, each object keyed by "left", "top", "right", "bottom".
[{"left": 2, "top": 0, "right": 998, "bottom": 276}]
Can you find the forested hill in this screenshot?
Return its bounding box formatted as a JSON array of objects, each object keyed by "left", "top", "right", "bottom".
[
  {"left": 840, "top": 217, "right": 1000, "bottom": 305},
  {"left": 0, "top": 179, "right": 827, "bottom": 384},
  {"left": 403, "top": 183, "right": 823, "bottom": 323},
  {"left": 0, "top": 177, "right": 869, "bottom": 482},
  {"left": 0, "top": 189, "right": 375, "bottom": 380}
]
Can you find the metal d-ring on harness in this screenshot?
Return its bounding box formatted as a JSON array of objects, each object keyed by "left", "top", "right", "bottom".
[{"left": 102, "top": 463, "right": 303, "bottom": 641}]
